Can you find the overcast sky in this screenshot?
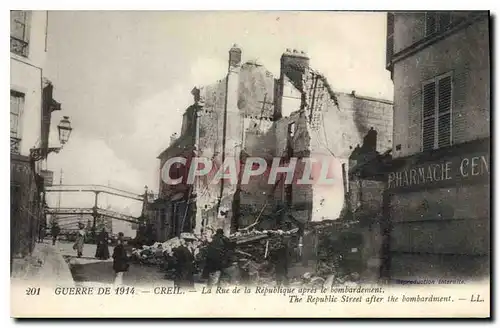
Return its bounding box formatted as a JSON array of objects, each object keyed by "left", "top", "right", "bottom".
[{"left": 44, "top": 11, "right": 393, "bottom": 215}]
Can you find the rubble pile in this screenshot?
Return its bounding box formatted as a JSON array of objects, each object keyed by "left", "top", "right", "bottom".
[
  {"left": 129, "top": 228, "right": 299, "bottom": 282},
  {"left": 129, "top": 225, "right": 363, "bottom": 287},
  {"left": 130, "top": 233, "right": 206, "bottom": 269}
]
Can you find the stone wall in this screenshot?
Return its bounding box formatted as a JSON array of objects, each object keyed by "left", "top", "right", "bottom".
[{"left": 11, "top": 154, "right": 43, "bottom": 259}]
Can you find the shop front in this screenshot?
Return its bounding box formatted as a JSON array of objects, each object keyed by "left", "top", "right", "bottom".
[{"left": 385, "top": 137, "right": 490, "bottom": 281}]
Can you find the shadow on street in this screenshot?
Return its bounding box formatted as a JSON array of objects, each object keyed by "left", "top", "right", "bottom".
[{"left": 65, "top": 255, "right": 167, "bottom": 286}]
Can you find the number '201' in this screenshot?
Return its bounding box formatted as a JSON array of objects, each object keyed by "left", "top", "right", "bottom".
[{"left": 25, "top": 287, "right": 40, "bottom": 296}]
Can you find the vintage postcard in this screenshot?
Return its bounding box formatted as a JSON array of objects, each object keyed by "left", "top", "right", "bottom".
[{"left": 10, "top": 10, "right": 491, "bottom": 318}]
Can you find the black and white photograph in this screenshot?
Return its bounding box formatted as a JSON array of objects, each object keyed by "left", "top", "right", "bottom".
[{"left": 9, "top": 9, "right": 491, "bottom": 318}]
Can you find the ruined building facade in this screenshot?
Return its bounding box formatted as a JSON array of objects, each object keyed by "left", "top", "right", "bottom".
[{"left": 152, "top": 46, "right": 393, "bottom": 241}]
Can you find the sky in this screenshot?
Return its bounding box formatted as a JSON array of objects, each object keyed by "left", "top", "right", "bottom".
[{"left": 43, "top": 11, "right": 394, "bottom": 216}]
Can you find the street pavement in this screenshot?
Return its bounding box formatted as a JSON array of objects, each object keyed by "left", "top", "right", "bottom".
[
  {"left": 11, "top": 240, "right": 74, "bottom": 285},
  {"left": 56, "top": 240, "right": 170, "bottom": 288}
]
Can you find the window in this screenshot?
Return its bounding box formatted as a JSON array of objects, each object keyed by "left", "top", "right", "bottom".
[
  {"left": 10, "top": 11, "right": 30, "bottom": 57},
  {"left": 422, "top": 73, "right": 453, "bottom": 151},
  {"left": 11, "top": 91, "right": 24, "bottom": 140},
  {"left": 425, "top": 12, "right": 453, "bottom": 36}
]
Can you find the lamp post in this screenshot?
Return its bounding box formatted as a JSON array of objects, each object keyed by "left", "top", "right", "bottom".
[
  {"left": 31, "top": 116, "right": 72, "bottom": 232},
  {"left": 30, "top": 116, "right": 73, "bottom": 162}
]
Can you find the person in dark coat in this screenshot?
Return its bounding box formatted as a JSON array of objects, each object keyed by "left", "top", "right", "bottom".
[
  {"left": 51, "top": 222, "right": 61, "bottom": 246},
  {"left": 112, "top": 232, "right": 129, "bottom": 285},
  {"left": 204, "top": 229, "right": 232, "bottom": 287},
  {"left": 173, "top": 239, "right": 195, "bottom": 289},
  {"left": 38, "top": 221, "right": 46, "bottom": 243},
  {"left": 271, "top": 235, "right": 290, "bottom": 286},
  {"left": 95, "top": 228, "right": 110, "bottom": 260}
]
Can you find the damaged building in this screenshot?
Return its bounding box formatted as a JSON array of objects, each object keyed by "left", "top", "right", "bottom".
[{"left": 150, "top": 45, "right": 393, "bottom": 245}]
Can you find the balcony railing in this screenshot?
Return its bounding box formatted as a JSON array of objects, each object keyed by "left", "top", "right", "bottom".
[
  {"left": 10, "top": 37, "right": 29, "bottom": 57},
  {"left": 11, "top": 136, "right": 21, "bottom": 154}
]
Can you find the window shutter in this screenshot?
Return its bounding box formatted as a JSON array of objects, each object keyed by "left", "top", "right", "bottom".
[
  {"left": 10, "top": 11, "right": 25, "bottom": 40},
  {"left": 452, "top": 64, "right": 468, "bottom": 144},
  {"left": 438, "top": 76, "right": 452, "bottom": 113},
  {"left": 10, "top": 91, "right": 24, "bottom": 138},
  {"left": 422, "top": 82, "right": 436, "bottom": 151},
  {"left": 438, "top": 113, "right": 451, "bottom": 148},
  {"left": 437, "top": 76, "right": 452, "bottom": 147},
  {"left": 423, "top": 83, "right": 435, "bottom": 118}
]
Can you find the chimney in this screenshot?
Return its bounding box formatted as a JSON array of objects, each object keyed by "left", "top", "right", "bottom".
[
  {"left": 280, "top": 48, "right": 310, "bottom": 89},
  {"left": 275, "top": 48, "right": 310, "bottom": 119},
  {"left": 229, "top": 44, "right": 242, "bottom": 67},
  {"left": 170, "top": 133, "right": 178, "bottom": 145}
]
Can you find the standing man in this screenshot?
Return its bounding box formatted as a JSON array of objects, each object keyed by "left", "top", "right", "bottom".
[
  {"left": 172, "top": 239, "right": 195, "bottom": 289},
  {"left": 271, "top": 235, "right": 290, "bottom": 286},
  {"left": 51, "top": 222, "right": 61, "bottom": 246},
  {"left": 112, "top": 232, "right": 129, "bottom": 285},
  {"left": 38, "top": 220, "right": 46, "bottom": 243},
  {"left": 205, "top": 229, "right": 232, "bottom": 287}
]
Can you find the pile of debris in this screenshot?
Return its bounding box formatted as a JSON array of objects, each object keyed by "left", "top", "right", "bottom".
[
  {"left": 130, "top": 233, "right": 205, "bottom": 268},
  {"left": 129, "top": 227, "right": 300, "bottom": 283}
]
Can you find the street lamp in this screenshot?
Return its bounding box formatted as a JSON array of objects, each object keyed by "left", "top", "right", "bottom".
[
  {"left": 30, "top": 116, "right": 73, "bottom": 161},
  {"left": 58, "top": 116, "right": 72, "bottom": 145}
]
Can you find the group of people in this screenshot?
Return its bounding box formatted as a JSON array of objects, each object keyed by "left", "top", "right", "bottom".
[
  {"left": 94, "top": 227, "right": 129, "bottom": 285},
  {"left": 37, "top": 221, "right": 61, "bottom": 246},
  {"left": 39, "top": 221, "right": 290, "bottom": 287},
  {"left": 74, "top": 224, "right": 129, "bottom": 285},
  {"left": 170, "top": 228, "right": 235, "bottom": 289},
  {"left": 171, "top": 228, "right": 291, "bottom": 288}
]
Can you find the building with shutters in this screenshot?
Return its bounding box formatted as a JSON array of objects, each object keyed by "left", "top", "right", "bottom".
[
  {"left": 153, "top": 45, "right": 393, "bottom": 242},
  {"left": 384, "top": 11, "right": 490, "bottom": 280},
  {"left": 10, "top": 10, "right": 63, "bottom": 259}
]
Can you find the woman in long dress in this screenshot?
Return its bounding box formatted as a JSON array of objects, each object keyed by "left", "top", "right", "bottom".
[
  {"left": 95, "top": 228, "right": 110, "bottom": 260},
  {"left": 73, "top": 223, "right": 86, "bottom": 258}
]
